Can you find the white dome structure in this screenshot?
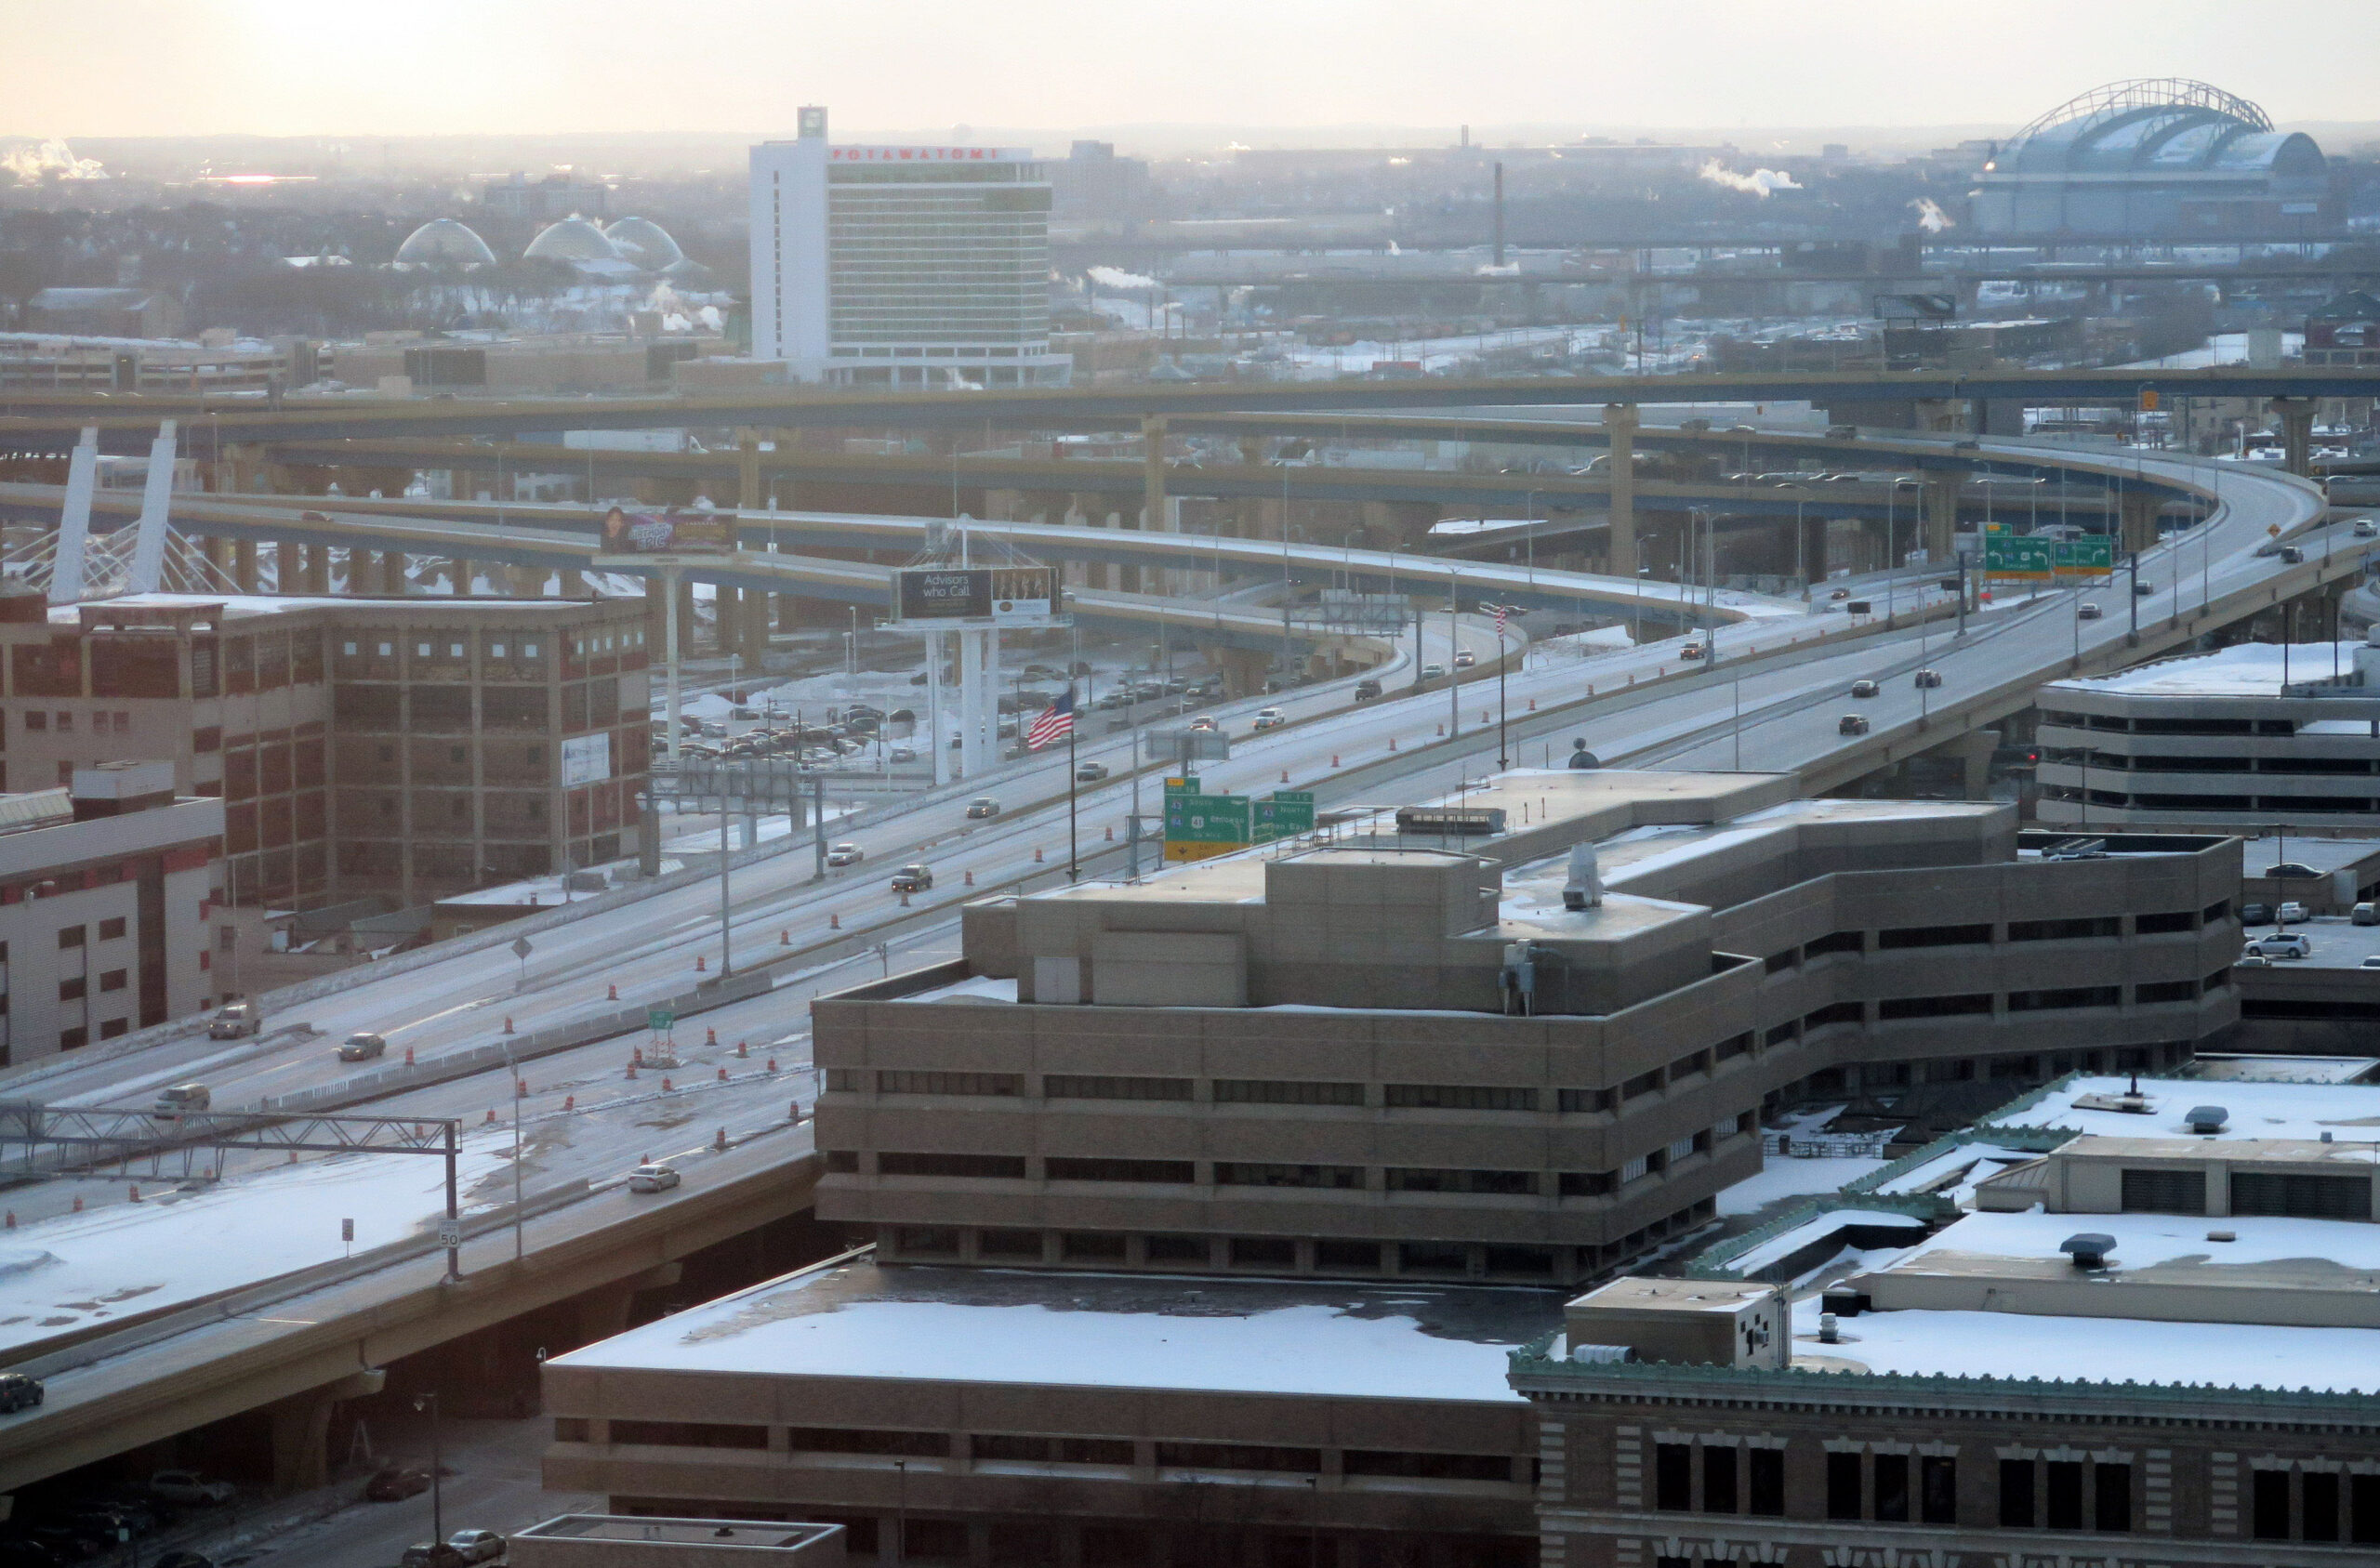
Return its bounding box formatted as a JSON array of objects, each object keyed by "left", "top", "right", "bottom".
[
  {"left": 602, "top": 216, "right": 684, "bottom": 272},
  {"left": 392, "top": 218, "right": 496, "bottom": 268},
  {"left": 523, "top": 217, "right": 624, "bottom": 264}
]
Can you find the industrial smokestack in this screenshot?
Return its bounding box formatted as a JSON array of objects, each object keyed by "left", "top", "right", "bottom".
[{"left": 1493, "top": 162, "right": 1505, "bottom": 270}]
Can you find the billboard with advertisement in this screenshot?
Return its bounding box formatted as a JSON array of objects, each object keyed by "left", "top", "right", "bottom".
[
  {"left": 561, "top": 732, "right": 613, "bottom": 788},
  {"left": 596, "top": 507, "right": 736, "bottom": 557},
  {"left": 892, "top": 565, "right": 1058, "bottom": 626}
]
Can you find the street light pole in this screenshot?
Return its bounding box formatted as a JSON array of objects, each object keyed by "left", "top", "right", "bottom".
[{"left": 415, "top": 1391, "right": 443, "bottom": 1548}]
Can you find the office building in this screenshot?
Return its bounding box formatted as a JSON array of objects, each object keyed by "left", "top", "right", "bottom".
[
  {"left": 1515, "top": 1073, "right": 2380, "bottom": 1568},
  {"left": 0, "top": 761, "right": 219, "bottom": 1061},
  {"left": 2037, "top": 635, "right": 2380, "bottom": 832},
  {"left": 748, "top": 108, "right": 1069, "bottom": 389},
  {"left": 0, "top": 591, "right": 651, "bottom": 914},
  {"left": 817, "top": 771, "right": 2240, "bottom": 1285}
]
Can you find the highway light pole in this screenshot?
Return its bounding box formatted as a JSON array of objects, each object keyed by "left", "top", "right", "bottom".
[{"left": 415, "top": 1390, "right": 443, "bottom": 1548}]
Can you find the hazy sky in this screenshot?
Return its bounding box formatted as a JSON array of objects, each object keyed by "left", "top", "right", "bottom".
[{"left": 11, "top": 0, "right": 2380, "bottom": 142}]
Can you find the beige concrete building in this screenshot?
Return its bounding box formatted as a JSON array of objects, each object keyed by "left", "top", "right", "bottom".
[
  {"left": 0, "top": 761, "right": 219, "bottom": 1061},
  {"left": 511, "top": 1515, "right": 846, "bottom": 1567},
  {"left": 816, "top": 771, "right": 2243, "bottom": 1285}
]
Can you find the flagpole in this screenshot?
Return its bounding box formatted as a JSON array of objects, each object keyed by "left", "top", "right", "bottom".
[
  {"left": 1066, "top": 682, "right": 1080, "bottom": 882},
  {"left": 1495, "top": 608, "right": 1509, "bottom": 771}
]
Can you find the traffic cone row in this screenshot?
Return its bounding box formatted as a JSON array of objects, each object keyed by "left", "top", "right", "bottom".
[
  {"left": 717, "top": 1067, "right": 729, "bottom": 1082},
  {"left": 766, "top": 1058, "right": 777, "bottom": 1073},
  {"left": 128, "top": 1186, "right": 140, "bottom": 1203},
  {"left": 662, "top": 1077, "right": 674, "bottom": 1092},
  {"left": 563, "top": 1095, "right": 575, "bottom": 1111},
  {"left": 502, "top": 1016, "right": 514, "bottom": 1034},
  {"left": 715, "top": 1127, "right": 729, "bottom": 1151},
  {"left": 736, "top": 1040, "right": 749, "bottom": 1058},
  {"left": 706, "top": 1026, "right": 718, "bottom": 1046},
  {"left": 1388, "top": 736, "right": 1397, "bottom": 750},
  {"left": 626, "top": 1063, "right": 638, "bottom": 1080},
  {"left": 606, "top": 983, "right": 617, "bottom": 1000},
  {"left": 483, "top": 1109, "right": 497, "bottom": 1124},
  {"left": 1034, "top": 847, "right": 1044, "bottom": 862},
  {"left": 695, "top": 955, "right": 707, "bottom": 972},
  {"left": 404, "top": 1047, "right": 416, "bottom": 1066},
  {"left": 829, "top": 913, "right": 840, "bottom": 929},
  {"left": 964, "top": 870, "right": 974, "bottom": 885},
  {"left": 780, "top": 930, "right": 790, "bottom": 945}
]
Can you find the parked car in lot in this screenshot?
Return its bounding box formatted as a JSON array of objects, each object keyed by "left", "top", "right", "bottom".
[
  {"left": 963, "top": 797, "right": 999, "bottom": 820},
  {"left": 1849, "top": 679, "right": 1880, "bottom": 699},
  {"left": 337, "top": 1031, "right": 387, "bottom": 1062},
  {"left": 628, "top": 1163, "right": 681, "bottom": 1194},
  {"left": 1251, "top": 707, "right": 1287, "bottom": 731},
  {"left": 364, "top": 1466, "right": 431, "bottom": 1502},
  {"left": 889, "top": 744, "right": 917, "bottom": 763},
  {"left": 825, "top": 843, "right": 864, "bottom": 867},
  {"left": 1838, "top": 714, "right": 1871, "bottom": 736},
  {"left": 445, "top": 1531, "right": 508, "bottom": 1564},
  {"left": 0, "top": 1373, "right": 44, "bottom": 1415},
  {"left": 890, "top": 864, "right": 933, "bottom": 893},
  {"left": 1074, "top": 761, "right": 1110, "bottom": 783},
  {"left": 205, "top": 1002, "right": 261, "bottom": 1039},
  {"left": 2243, "top": 932, "right": 2311, "bottom": 960},
  {"left": 148, "top": 1471, "right": 233, "bottom": 1508},
  {"left": 2277, "top": 901, "right": 2309, "bottom": 925},
  {"left": 2239, "top": 902, "right": 2273, "bottom": 925}
]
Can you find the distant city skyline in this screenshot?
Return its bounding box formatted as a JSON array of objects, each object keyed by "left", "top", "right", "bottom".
[{"left": 8, "top": 0, "right": 2380, "bottom": 144}]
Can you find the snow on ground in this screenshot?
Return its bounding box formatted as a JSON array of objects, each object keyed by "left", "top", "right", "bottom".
[
  {"left": 1794, "top": 1294, "right": 2380, "bottom": 1392},
  {"left": 0, "top": 1137, "right": 512, "bottom": 1353},
  {"left": 1717, "top": 1156, "right": 1892, "bottom": 1216},
  {"left": 1996, "top": 1074, "right": 2380, "bottom": 1142}
]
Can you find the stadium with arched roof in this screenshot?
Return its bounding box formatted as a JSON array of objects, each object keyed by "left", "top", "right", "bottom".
[{"left": 1972, "top": 79, "right": 2331, "bottom": 237}]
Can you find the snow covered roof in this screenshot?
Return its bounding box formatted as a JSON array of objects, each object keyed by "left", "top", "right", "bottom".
[
  {"left": 1788, "top": 1294, "right": 2380, "bottom": 1394},
  {"left": 1989, "top": 1074, "right": 2380, "bottom": 1142},
  {"left": 525, "top": 217, "right": 624, "bottom": 265},
  {"left": 602, "top": 216, "right": 684, "bottom": 271},
  {"left": 2048, "top": 640, "right": 2369, "bottom": 698},
  {"left": 549, "top": 1258, "right": 1557, "bottom": 1403}
]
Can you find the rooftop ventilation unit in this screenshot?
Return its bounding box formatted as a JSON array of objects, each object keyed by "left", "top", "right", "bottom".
[
  {"left": 2060, "top": 1232, "right": 2117, "bottom": 1270},
  {"left": 1563, "top": 843, "right": 1604, "bottom": 911},
  {"left": 2186, "top": 1105, "right": 2228, "bottom": 1134}
]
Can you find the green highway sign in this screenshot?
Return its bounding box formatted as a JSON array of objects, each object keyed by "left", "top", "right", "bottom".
[
  {"left": 1164, "top": 793, "right": 1251, "bottom": 844},
  {"left": 1163, "top": 775, "right": 1202, "bottom": 796},
  {"left": 1253, "top": 790, "right": 1316, "bottom": 842},
  {"left": 647, "top": 1007, "right": 676, "bottom": 1032},
  {"left": 1982, "top": 535, "right": 2054, "bottom": 576},
  {"left": 2055, "top": 536, "right": 2114, "bottom": 573}
]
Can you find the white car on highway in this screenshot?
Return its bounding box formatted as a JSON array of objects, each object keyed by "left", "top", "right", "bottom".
[
  {"left": 628, "top": 1164, "right": 681, "bottom": 1194},
  {"left": 826, "top": 842, "right": 865, "bottom": 867}
]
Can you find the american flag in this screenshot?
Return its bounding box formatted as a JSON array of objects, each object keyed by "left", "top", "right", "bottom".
[{"left": 1025, "top": 688, "right": 1076, "bottom": 750}]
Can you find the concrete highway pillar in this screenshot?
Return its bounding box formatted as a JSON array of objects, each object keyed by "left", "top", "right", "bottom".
[
  {"left": 774, "top": 591, "right": 799, "bottom": 633},
  {"left": 676, "top": 577, "right": 697, "bottom": 658},
  {"left": 2269, "top": 397, "right": 2319, "bottom": 477},
  {"left": 1601, "top": 403, "right": 1640, "bottom": 581},
  {"left": 450, "top": 558, "right": 474, "bottom": 596},
  {"left": 267, "top": 1368, "right": 383, "bottom": 1493},
  {"left": 736, "top": 431, "right": 762, "bottom": 509},
  {"left": 1138, "top": 415, "right": 1165, "bottom": 599},
  {"left": 718, "top": 586, "right": 742, "bottom": 656},
  {"left": 203, "top": 535, "right": 234, "bottom": 581},
  {"left": 232, "top": 538, "right": 258, "bottom": 592},
  {"left": 1921, "top": 475, "right": 1961, "bottom": 567},
  {"left": 1799, "top": 511, "right": 1829, "bottom": 585},
  {"left": 743, "top": 589, "right": 773, "bottom": 667},
  {"left": 643, "top": 575, "right": 668, "bottom": 664},
  {"left": 2120, "top": 492, "right": 2162, "bottom": 555},
  {"left": 381, "top": 551, "right": 409, "bottom": 596}
]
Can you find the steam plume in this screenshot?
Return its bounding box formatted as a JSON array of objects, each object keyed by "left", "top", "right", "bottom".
[
  {"left": 1087, "top": 266, "right": 1159, "bottom": 290},
  {"left": 1910, "top": 197, "right": 1955, "bottom": 233},
  {"left": 1697, "top": 158, "right": 1800, "bottom": 197},
  {"left": 3, "top": 138, "right": 108, "bottom": 185}
]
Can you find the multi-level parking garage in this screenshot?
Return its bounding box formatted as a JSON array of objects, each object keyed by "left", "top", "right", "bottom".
[{"left": 0, "top": 368, "right": 2349, "bottom": 1525}]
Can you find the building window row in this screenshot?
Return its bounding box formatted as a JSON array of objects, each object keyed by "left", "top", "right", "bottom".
[
  {"left": 879, "top": 1205, "right": 1717, "bottom": 1278},
  {"left": 570, "top": 1418, "right": 1520, "bottom": 1484},
  {"left": 840, "top": 1125, "right": 1745, "bottom": 1196},
  {"left": 2255, "top": 1466, "right": 2380, "bottom": 1543},
  {"left": 827, "top": 1067, "right": 1757, "bottom": 1113}
]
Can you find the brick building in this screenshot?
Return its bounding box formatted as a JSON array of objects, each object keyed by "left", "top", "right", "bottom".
[{"left": 0, "top": 590, "right": 650, "bottom": 913}]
